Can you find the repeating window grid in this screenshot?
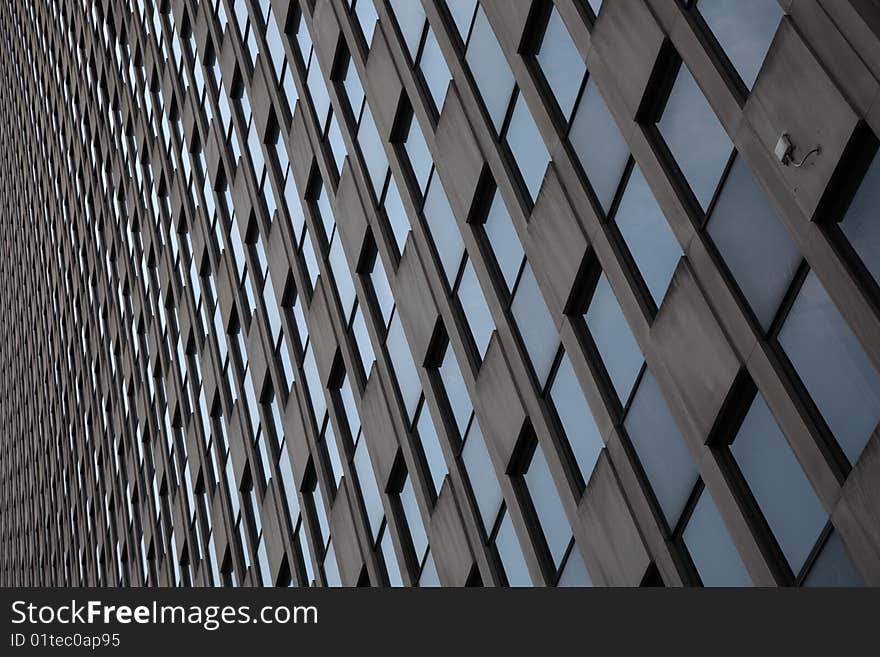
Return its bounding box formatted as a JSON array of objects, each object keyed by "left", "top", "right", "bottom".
[{"left": 1, "top": 0, "right": 880, "bottom": 588}]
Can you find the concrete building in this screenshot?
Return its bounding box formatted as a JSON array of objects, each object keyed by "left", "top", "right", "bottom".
[{"left": 1, "top": 0, "right": 879, "bottom": 587}]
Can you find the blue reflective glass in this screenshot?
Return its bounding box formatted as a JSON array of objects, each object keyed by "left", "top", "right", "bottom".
[
  {"left": 558, "top": 542, "right": 593, "bottom": 586},
  {"left": 461, "top": 418, "right": 502, "bottom": 534},
  {"left": 466, "top": 7, "right": 516, "bottom": 133},
  {"left": 386, "top": 314, "right": 422, "bottom": 422},
  {"left": 389, "top": 0, "right": 426, "bottom": 61},
  {"left": 697, "top": 0, "right": 783, "bottom": 89},
  {"left": 371, "top": 254, "right": 395, "bottom": 328},
  {"left": 416, "top": 402, "right": 447, "bottom": 494},
  {"left": 804, "top": 531, "right": 864, "bottom": 587},
  {"left": 401, "top": 476, "right": 428, "bottom": 560},
  {"left": 323, "top": 541, "right": 342, "bottom": 586},
  {"left": 568, "top": 77, "right": 630, "bottom": 214},
  {"left": 496, "top": 509, "right": 533, "bottom": 586},
  {"left": 457, "top": 258, "right": 494, "bottom": 358},
  {"left": 683, "top": 489, "right": 752, "bottom": 586},
  {"left": 550, "top": 351, "right": 604, "bottom": 484},
  {"left": 419, "top": 27, "right": 451, "bottom": 112},
  {"left": 446, "top": 0, "right": 478, "bottom": 41},
  {"left": 707, "top": 156, "right": 801, "bottom": 330},
  {"left": 624, "top": 368, "right": 697, "bottom": 528},
  {"left": 507, "top": 94, "right": 550, "bottom": 202},
  {"left": 484, "top": 191, "right": 524, "bottom": 293},
  {"left": 352, "top": 306, "right": 376, "bottom": 378},
  {"left": 405, "top": 117, "right": 433, "bottom": 194},
  {"left": 383, "top": 174, "right": 411, "bottom": 255},
  {"left": 524, "top": 444, "right": 571, "bottom": 567},
  {"left": 657, "top": 64, "right": 733, "bottom": 211},
  {"left": 303, "top": 345, "right": 326, "bottom": 425},
  {"left": 329, "top": 236, "right": 355, "bottom": 318},
  {"left": 353, "top": 0, "right": 378, "bottom": 47},
  {"left": 731, "top": 394, "right": 827, "bottom": 574},
  {"left": 354, "top": 439, "right": 383, "bottom": 541},
  {"left": 511, "top": 263, "right": 558, "bottom": 386},
  {"left": 380, "top": 526, "right": 403, "bottom": 586},
  {"left": 306, "top": 64, "right": 330, "bottom": 130},
  {"left": 358, "top": 106, "right": 389, "bottom": 200},
  {"left": 778, "top": 271, "right": 880, "bottom": 464},
  {"left": 537, "top": 8, "right": 585, "bottom": 120},
  {"left": 585, "top": 274, "right": 643, "bottom": 406},
  {"left": 419, "top": 550, "right": 441, "bottom": 587},
  {"left": 613, "top": 165, "right": 682, "bottom": 307},
  {"left": 439, "top": 347, "right": 472, "bottom": 438},
  {"left": 423, "top": 174, "right": 465, "bottom": 287},
  {"left": 840, "top": 152, "right": 880, "bottom": 287}
]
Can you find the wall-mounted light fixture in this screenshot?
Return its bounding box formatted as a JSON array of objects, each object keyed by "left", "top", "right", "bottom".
[{"left": 774, "top": 133, "right": 821, "bottom": 168}]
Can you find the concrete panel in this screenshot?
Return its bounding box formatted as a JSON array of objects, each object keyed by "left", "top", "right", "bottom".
[
  {"left": 475, "top": 333, "right": 527, "bottom": 471},
  {"left": 650, "top": 259, "right": 740, "bottom": 445},
  {"left": 360, "top": 370, "right": 401, "bottom": 490},
  {"left": 527, "top": 165, "right": 590, "bottom": 320},
  {"left": 746, "top": 18, "right": 861, "bottom": 221},
  {"left": 429, "top": 479, "right": 475, "bottom": 586},
  {"left": 434, "top": 87, "right": 485, "bottom": 223},
  {"left": 576, "top": 450, "right": 651, "bottom": 586}
]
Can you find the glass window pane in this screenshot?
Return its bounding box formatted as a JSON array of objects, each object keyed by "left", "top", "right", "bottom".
[
  {"left": 418, "top": 550, "right": 441, "bottom": 587},
  {"left": 457, "top": 258, "right": 495, "bottom": 358},
  {"left": 507, "top": 94, "right": 550, "bottom": 202},
  {"left": 804, "top": 531, "right": 864, "bottom": 587},
  {"left": 778, "top": 271, "right": 880, "bottom": 465},
  {"left": 524, "top": 444, "right": 571, "bottom": 567},
  {"left": 447, "top": 0, "right": 478, "bottom": 41},
  {"left": 416, "top": 402, "right": 447, "bottom": 494},
  {"left": 484, "top": 191, "right": 524, "bottom": 293},
  {"left": 466, "top": 6, "right": 516, "bottom": 133},
  {"left": 423, "top": 174, "right": 465, "bottom": 287},
  {"left": 461, "top": 418, "right": 502, "bottom": 534},
  {"left": 358, "top": 105, "right": 389, "bottom": 200},
  {"left": 380, "top": 526, "right": 403, "bottom": 586},
  {"left": 354, "top": 0, "right": 379, "bottom": 47},
  {"left": 330, "top": 236, "right": 355, "bottom": 317},
  {"left": 585, "top": 274, "right": 643, "bottom": 406},
  {"left": 624, "top": 369, "right": 697, "bottom": 528},
  {"left": 839, "top": 151, "right": 880, "bottom": 287},
  {"left": 568, "top": 77, "right": 630, "bottom": 214},
  {"left": 697, "top": 0, "right": 783, "bottom": 89},
  {"left": 383, "top": 174, "right": 411, "bottom": 254},
  {"left": 354, "top": 439, "right": 383, "bottom": 541},
  {"left": 401, "top": 476, "right": 428, "bottom": 560},
  {"left": 549, "top": 351, "right": 604, "bottom": 484},
  {"left": 682, "top": 488, "right": 752, "bottom": 587},
  {"left": 386, "top": 314, "right": 422, "bottom": 423},
  {"left": 511, "top": 263, "right": 558, "bottom": 386},
  {"left": 439, "top": 347, "right": 472, "bottom": 438},
  {"left": 352, "top": 306, "right": 376, "bottom": 377},
  {"left": 707, "top": 156, "right": 801, "bottom": 330},
  {"left": 558, "top": 543, "right": 593, "bottom": 587},
  {"left": 496, "top": 509, "right": 533, "bottom": 586},
  {"left": 389, "top": 0, "right": 426, "bottom": 61},
  {"left": 371, "top": 254, "right": 395, "bottom": 328},
  {"left": 405, "top": 117, "right": 433, "bottom": 194},
  {"left": 613, "top": 165, "right": 682, "bottom": 307},
  {"left": 324, "top": 541, "right": 342, "bottom": 586},
  {"left": 419, "top": 27, "right": 452, "bottom": 112},
  {"left": 657, "top": 64, "right": 733, "bottom": 211},
  {"left": 537, "top": 8, "right": 585, "bottom": 120},
  {"left": 731, "top": 394, "right": 827, "bottom": 574}
]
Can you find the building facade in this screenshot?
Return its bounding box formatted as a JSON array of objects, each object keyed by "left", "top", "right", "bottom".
[{"left": 1, "top": 0, "right": 880, "bottom": 588}]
